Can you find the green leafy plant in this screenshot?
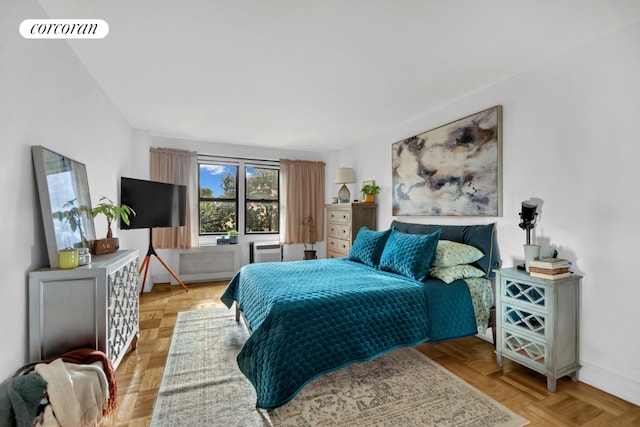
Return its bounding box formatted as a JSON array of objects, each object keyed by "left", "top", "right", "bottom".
[
  {"left": 227, "top": 229, "right": 239, "bottom": 237},
  {"left": 52, "top": 198, "right": 91, "bottom": 247},
  {"left": 91, "top": 196, "right": 135, "bottom": 239},
  {"left": 361, "top": 184, "right": 380, "bottom": 195}
]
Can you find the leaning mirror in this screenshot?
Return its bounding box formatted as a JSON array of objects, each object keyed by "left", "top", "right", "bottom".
[{"left": 32, "top": 146, "right": 96, "bottom": 268}]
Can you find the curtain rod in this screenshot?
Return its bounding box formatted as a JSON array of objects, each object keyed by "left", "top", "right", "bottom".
[
  {"left": 199, "top": 154, "right": 326, "bottom": 166},
  {"left": 198, "top": 153, "right": 280, "bottom": 163}
]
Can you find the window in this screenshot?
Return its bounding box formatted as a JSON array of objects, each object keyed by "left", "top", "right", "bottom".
[
  {"left": 199, "top": 157, "right": 279, "bottom": 235},
  {"left": 245, "top": 167, "right": 279, "bottom": 233},
  {"left": 199, "top": 163, "right": 238, "bottom": 233}
]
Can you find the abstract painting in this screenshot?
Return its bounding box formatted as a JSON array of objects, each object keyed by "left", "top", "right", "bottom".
[{"left": 392, "top": 106, "right": 502, "bottom": 216}]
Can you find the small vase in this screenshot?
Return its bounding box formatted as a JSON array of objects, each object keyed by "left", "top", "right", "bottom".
[
  {"left": 523, "top": 244, "right": 541, "bottom": 272},
  {"left": 364, "top": 194, "right": 374, "bottom": 203}
]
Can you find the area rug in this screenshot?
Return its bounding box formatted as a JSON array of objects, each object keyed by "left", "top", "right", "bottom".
[{"left": 150, "top": 308, "right": 529, "bottom": 427}]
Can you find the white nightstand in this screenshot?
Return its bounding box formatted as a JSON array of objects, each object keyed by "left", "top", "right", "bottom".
[{"left": 495, "top": 267, "right": 582, "bottom": 392}]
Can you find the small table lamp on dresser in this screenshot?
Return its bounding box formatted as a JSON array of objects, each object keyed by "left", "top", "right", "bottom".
[{"left": 334, "top": 167, "right": 355, "bottom": 204}]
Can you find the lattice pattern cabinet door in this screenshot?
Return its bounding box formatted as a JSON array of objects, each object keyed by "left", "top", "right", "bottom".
[
  {"left": 108, "top": 254, "right": 140, "bottom": 368},
  {"left": 29, "top": 250, "right": 140, "bottom": 369},
  {"left": 495, "top": 267, "right": 581, "bottom": 392}
]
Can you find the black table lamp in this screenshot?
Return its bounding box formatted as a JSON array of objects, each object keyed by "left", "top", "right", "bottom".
[{"left": 519, "top": 201, "right": 538, "bottom": 245}]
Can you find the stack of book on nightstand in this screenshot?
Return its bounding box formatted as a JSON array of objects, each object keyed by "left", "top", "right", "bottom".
[{"left": 529, "top": 257, "right": 571, "bottom": 280}]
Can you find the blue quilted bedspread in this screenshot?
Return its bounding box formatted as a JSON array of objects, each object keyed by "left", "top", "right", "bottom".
[{"left": 220, "top": 258, "right": 477, "bottom": 409}]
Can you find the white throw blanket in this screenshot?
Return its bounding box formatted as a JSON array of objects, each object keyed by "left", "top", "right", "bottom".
[{"left": 35, "top": 359, "right": 109, "bottom": 427}]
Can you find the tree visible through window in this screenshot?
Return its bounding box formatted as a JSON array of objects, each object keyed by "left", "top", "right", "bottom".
[
  {"left": 198, "top": 160, "right": 279, "bottom": 235},
  {"left": 199, "top": 164, "right": 238, "bottom": 233},
  {"left": 246, "top": 167, "right": 279, "bottom": 233}
]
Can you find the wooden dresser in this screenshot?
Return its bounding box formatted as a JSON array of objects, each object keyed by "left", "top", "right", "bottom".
[{"left": 325, "top": 203, "right": 377, "bottom": 259}]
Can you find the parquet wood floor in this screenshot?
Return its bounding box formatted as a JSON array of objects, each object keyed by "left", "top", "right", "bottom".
[{"left": 101, "top": 281, "right": 640, "bottom": 426}]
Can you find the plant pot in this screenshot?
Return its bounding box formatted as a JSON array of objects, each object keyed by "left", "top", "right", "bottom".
[
  {"left": 228, "top": 236, "right": 238, "bottom": 244},
  {"left": 364, "top": 194, "right": 375, "bottom": 203},
  {"left": 303, "top": 250, "right": 317, "bottom": 260},
  {"left": 92, "top": 237, "right": 119, "bottom": 255}
]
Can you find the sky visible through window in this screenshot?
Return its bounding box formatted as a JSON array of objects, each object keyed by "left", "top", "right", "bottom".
[
  {"left": 200, "top": 165, "right": 261, "bottom": 197},
  {"left": 200, "top": 164, "right": 235, "bottom": 197}
]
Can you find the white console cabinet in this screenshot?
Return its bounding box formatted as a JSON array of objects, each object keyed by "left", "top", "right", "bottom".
[{"left": 29, "top": 249, "right": 139, "bottom": 369}]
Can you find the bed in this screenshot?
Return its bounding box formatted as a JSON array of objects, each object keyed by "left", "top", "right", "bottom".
[{"left": 221, "top": 221, "right": 500, "bottom": 409}]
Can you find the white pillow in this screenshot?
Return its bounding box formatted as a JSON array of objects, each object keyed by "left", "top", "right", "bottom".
[
  {"left": 429, "top": 264, "right": 486, "bottom": 284},
  {"left": 432, "top": 240, "right": 484, "bottom": 268}
]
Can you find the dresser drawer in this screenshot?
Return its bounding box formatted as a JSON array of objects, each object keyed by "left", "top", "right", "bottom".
[
  {"left": 327, "top": 237, "right": 350, "bottom": 255},
  {"left": 502, "top": 304, "right": 547, "bottom": 340},
  {"left": 326, "top": 249, "right": 346, "bottom": 259},
  {"left": 501, "top": 328, "right": 547, "bottom": 372},
  {"left": 327, "top": 223, "right": 351, "bottom": 239},
  {"left": 327, "top": 209, "right": 351, "bottom": 224},
  {"left": 501, "top": 278, "right": 549, "bottom": 313}
]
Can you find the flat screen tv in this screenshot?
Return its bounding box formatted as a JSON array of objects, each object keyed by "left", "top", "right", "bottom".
[{"left": 120, "top": 177, "right": 186, "bottom": 229}]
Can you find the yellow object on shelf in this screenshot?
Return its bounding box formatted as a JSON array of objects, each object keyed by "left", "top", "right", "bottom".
[{"left": 58, "top": 248, "right": 79, "bottom": 269}]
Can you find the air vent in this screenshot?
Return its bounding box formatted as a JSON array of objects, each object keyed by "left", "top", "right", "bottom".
[
  {"left": 250, "top": 241, "right": 283, "bottom": 263},
  {"left": 171, "top": 245, "right": 241, "bottom": 284}
]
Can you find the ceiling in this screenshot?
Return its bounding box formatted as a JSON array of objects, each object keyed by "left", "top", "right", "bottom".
[{"left": 39, "top": 0, "right": 640, "bottom": 152}]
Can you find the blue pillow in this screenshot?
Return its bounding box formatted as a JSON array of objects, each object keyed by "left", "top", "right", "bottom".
[
  {"left": 348, "top": 227, "right": 392, "bottom": 267},
  {"left": 390, "top": 221, "right": 500, "bottom": 277},
  {"left": 379, "top": 228, "right": 442, "bottom": 281}
]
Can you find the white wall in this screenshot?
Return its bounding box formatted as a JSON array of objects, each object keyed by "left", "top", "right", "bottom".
[
  {"left": 133, "top": 135, "right": 325, "bottom": 290},
  {"left": 327, "top": 21, "right": 640, "bottom": 405},
  {"left": 0, "top": 0, "right": 133, "bottom": 380}
]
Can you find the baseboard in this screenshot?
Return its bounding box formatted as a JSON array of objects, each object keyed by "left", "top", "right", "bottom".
[
  {"left": 579, "top": 359, "right": 640, "bottom": 406},
  {"left": 476, "top": 327, "right": 494, "bottom": 344}
]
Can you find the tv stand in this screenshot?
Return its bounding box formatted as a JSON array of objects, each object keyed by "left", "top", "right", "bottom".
[{"left": 139, "top": 228, "right": 189, "bottom": 293}]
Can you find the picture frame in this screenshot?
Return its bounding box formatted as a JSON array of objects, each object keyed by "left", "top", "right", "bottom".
[{"left": 391, "top": 105, "right": 502, "bottom": 216}]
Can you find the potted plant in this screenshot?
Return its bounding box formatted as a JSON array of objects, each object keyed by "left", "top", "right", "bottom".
[
  {"left": 91, "top": 196, "right": 135, "bottom": 255},
  {"left": 227, "top": 229, "right": 239, "bottom": 244},
  {"left": 361, "top": 183, "right": 380, "bottom": 203},
  {"left": 52, "top": 198, "right": 92, "bottom": 249},
  {"left": 300, "top": 216, "right": 317, "bottom": 260}
]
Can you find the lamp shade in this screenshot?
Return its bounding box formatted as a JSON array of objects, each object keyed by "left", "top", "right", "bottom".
[
  {"left": 333, "top": 167, "right": 355, "bottom": 184},
  {"left": 520, "top": 201, "right": 537, "bottom": 222}
]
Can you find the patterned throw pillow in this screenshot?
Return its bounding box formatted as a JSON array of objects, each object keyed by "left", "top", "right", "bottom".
[
  {"left": 432, "top": 240, "right": 484, "bottom": 268},
  {"left": 379, "top": 228, "right": 441, "bottom": 281},
  {"left": 429, "top": 264, "right": 486, "bottom": 284},
  {"left": 348, "top": 227, "right": 392, "bottom": 268}
]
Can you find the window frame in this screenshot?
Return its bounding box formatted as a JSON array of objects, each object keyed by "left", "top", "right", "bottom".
[
  {"left": 244, "top": 165, "right": 280, "bottom": 235},
  {"left": 198, "top": 161, "right": 239, "bottom": 235},
  {"left": 198, "top": 155, "right": 279, "bottom": 236}
]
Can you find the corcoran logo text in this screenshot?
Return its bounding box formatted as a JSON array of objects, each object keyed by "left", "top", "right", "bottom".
[{"left": 20, "top": 19, "right": 109, "bottom": 39}]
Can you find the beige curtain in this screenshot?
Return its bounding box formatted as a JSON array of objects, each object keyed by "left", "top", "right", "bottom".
[
  {"left": 279, "top": 159, "right": 325, "bottom": 245},
  {"left": 150, "top": 147, "right": 198, "bottom": 249}
]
